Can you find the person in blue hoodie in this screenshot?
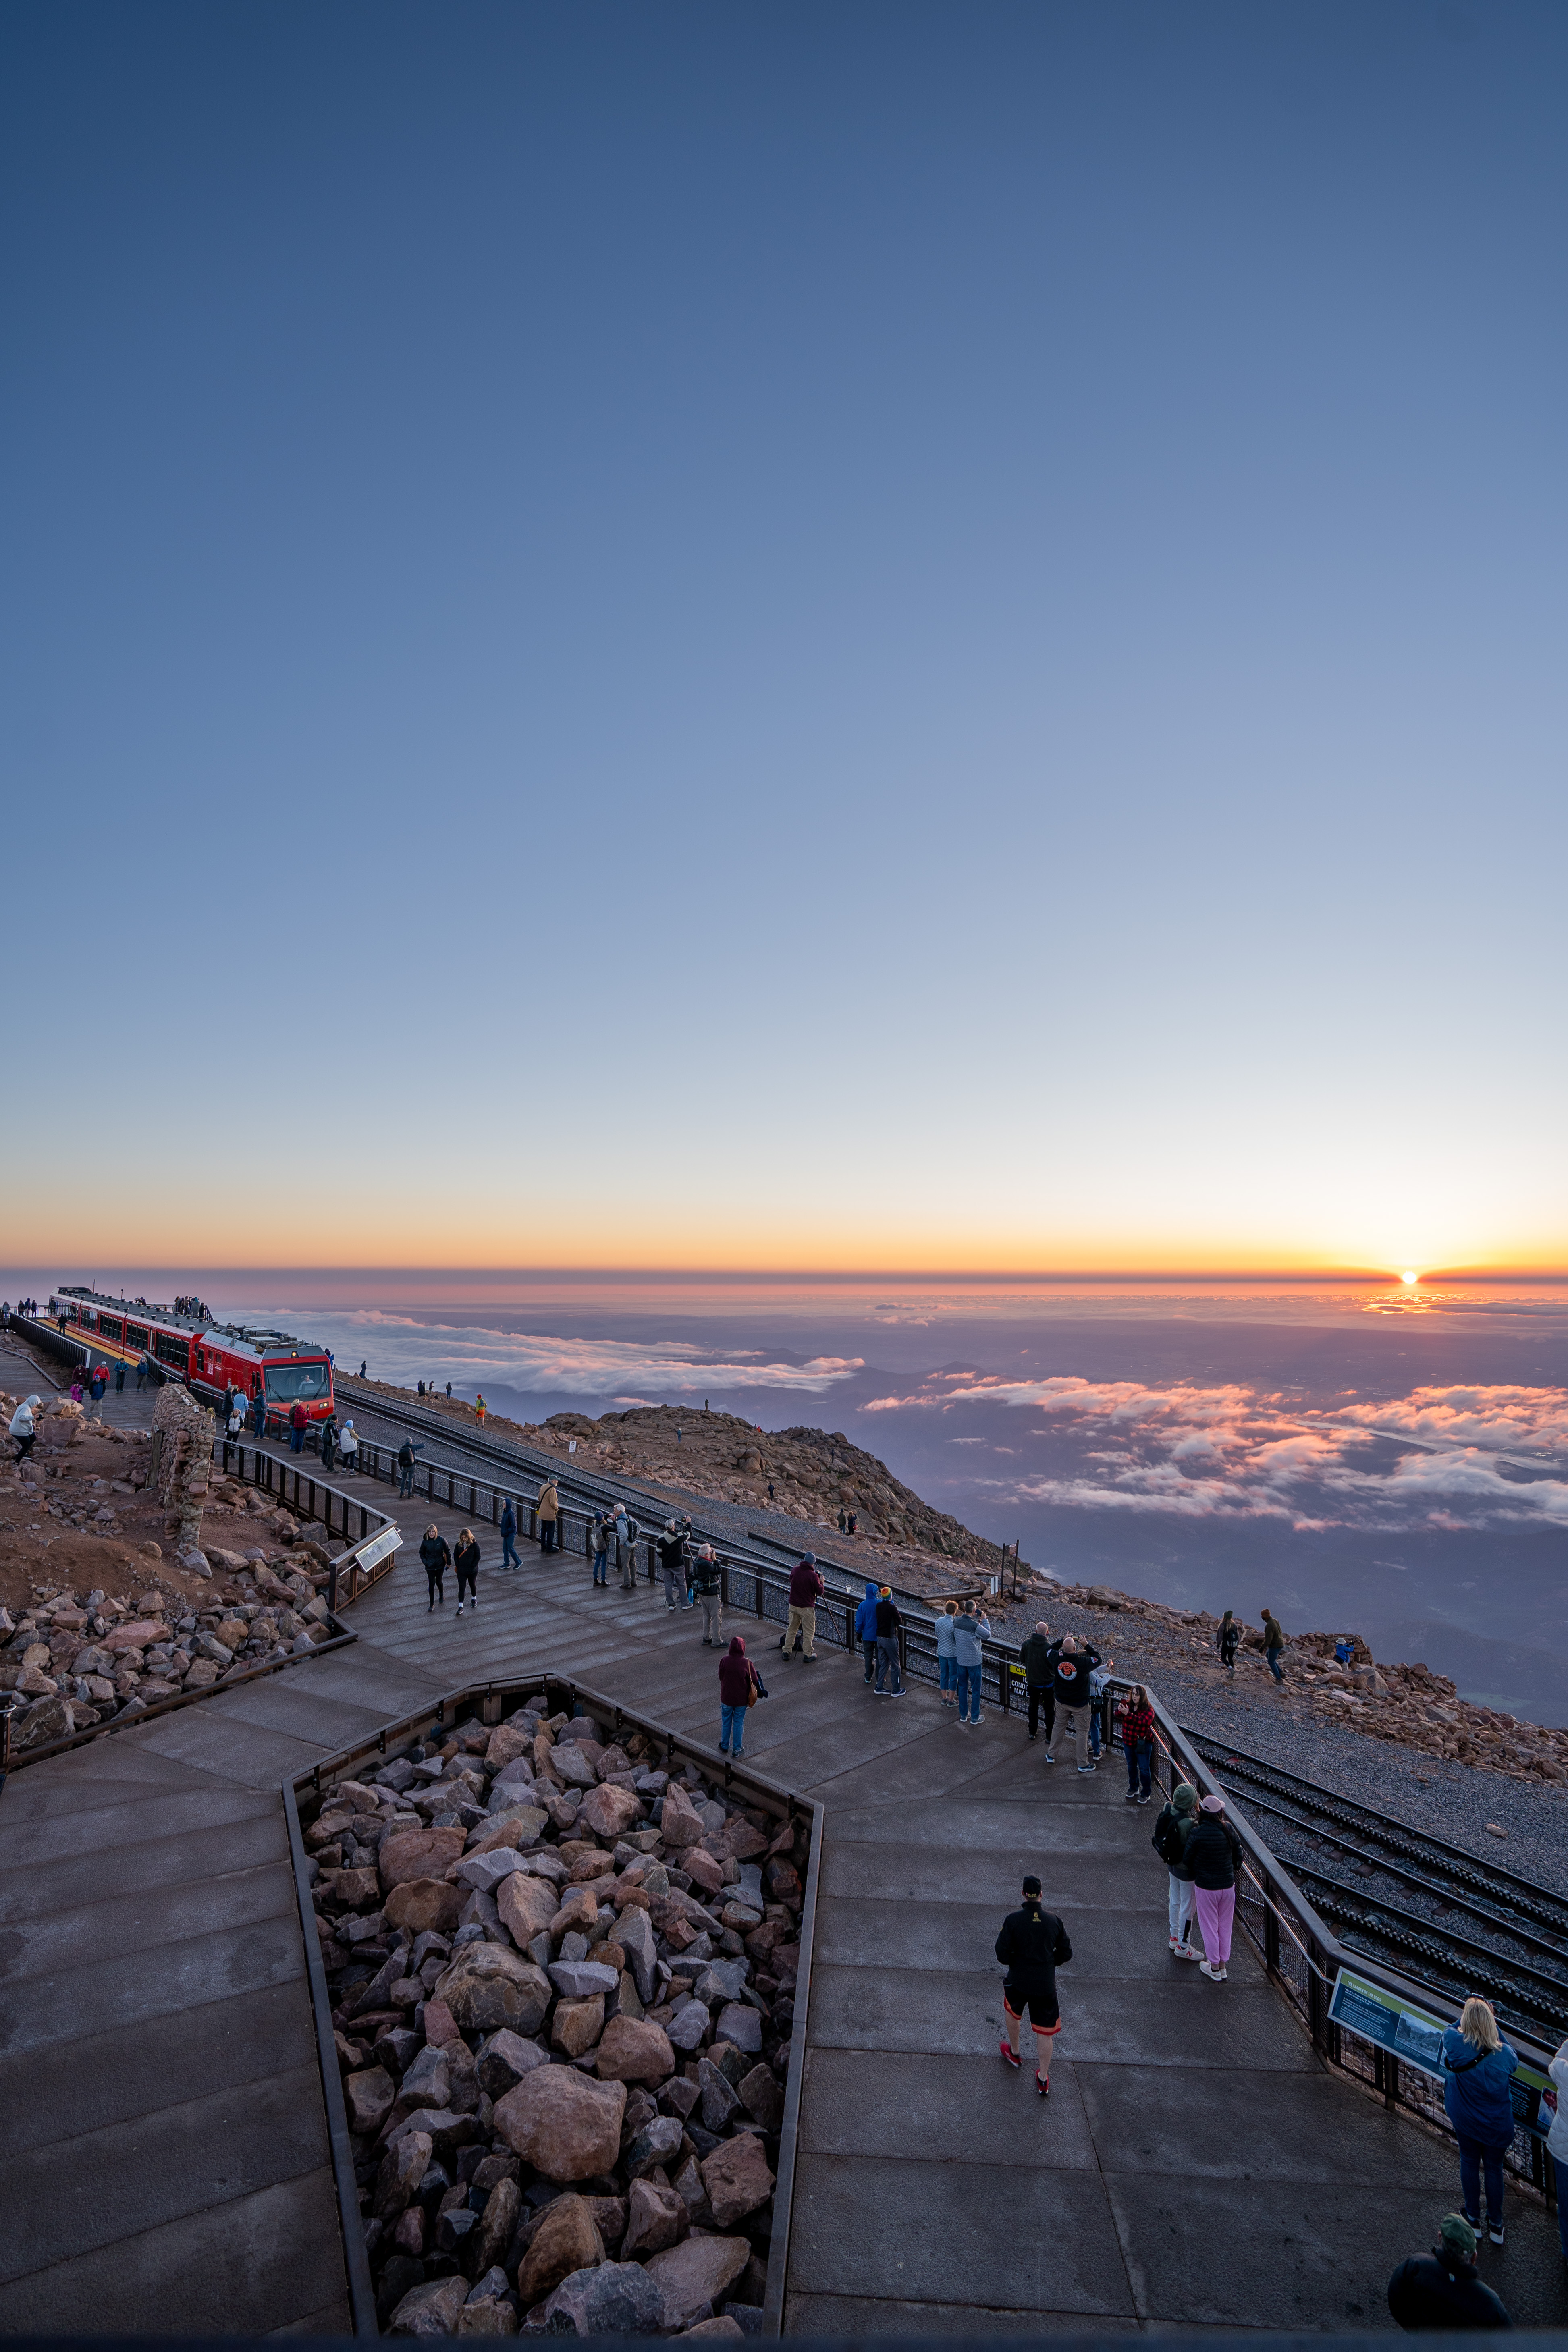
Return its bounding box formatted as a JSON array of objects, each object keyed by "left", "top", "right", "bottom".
[
  {"left": 1442, "top": 1996, "right": 1519, "bottom": 2246},
  {"left": 855, "top": 1582, "right": 880, "bottom": 1686}
]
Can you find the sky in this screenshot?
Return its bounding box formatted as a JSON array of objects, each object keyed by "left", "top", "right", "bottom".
[{"left": 3, "top": 1, "right": 1566, "bottom": 1273}]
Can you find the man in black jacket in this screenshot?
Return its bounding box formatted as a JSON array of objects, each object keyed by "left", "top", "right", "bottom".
[
  {"left": 1020, "top": 1621, "right": 1055, "bottom": 1742},
  {"left": 995, "top": 1875, "right": 1072, "bottom": 2095},
  {"left": 1387, "top": 2215, "right": 1511, "bottom": 2329}
]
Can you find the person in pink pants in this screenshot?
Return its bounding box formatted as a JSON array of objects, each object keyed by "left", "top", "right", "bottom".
[{"left": 1183, "top": 1793, "right": 1242, "bottom": 1982}]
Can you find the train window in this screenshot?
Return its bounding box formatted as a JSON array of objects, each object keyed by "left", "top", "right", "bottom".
[
  {"left": 153, "top": 1330, "right": 189, "bottom": 1369},
  {"left": 125, "top": 1324, "right": 149, "bottom": 1350},
  {"left": 99, "top": 1316, "right": 124, "bottom": 1344},
  {"left": 263, "top": 1360, "right": 332, "bottom": 1403}
]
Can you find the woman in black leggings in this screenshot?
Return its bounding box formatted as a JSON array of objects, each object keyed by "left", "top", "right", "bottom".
[
  {"left": 454, "top": 1528, "right": 481, "bottom": 1617},
  {"left": 420, "top": 1525, "right": 451, "bottom": 1611}
]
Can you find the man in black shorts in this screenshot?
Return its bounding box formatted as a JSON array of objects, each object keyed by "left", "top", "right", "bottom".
[{"left": 995, "top": 1873, "right": 1072, "bottom": 2097}]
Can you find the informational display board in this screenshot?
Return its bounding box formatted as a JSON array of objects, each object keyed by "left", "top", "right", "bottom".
[
  {"left": 1329, "top": 1967, "right": 1446, "bottom": 2076},
  {"left": 1329, "top": 1966, "right": 1560, "bottom": 2139},
  {"left": 351, "top": 1523, "right": 403, "bottom": 1575}
]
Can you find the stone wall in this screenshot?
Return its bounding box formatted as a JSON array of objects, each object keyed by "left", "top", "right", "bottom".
[{"left": 152, "top": 1382, "right": 216, "bottom": 1555}]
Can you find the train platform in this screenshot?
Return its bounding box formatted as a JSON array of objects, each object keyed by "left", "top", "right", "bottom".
[{"left": 2, "top": 1427, "right": 1566, "bottom": 2331}]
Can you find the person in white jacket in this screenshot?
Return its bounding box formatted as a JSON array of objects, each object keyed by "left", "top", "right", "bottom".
[
  {"left": 1549, "top": 2036, "right": 1568, "bottom": 2265},
  {"left": 8, "top": 1395, "right": 40, "bottom": 1463}
]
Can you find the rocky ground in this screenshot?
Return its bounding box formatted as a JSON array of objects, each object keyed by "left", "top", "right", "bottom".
[
  {"left": 0, "top": 1385, "right": 341, "bottom": 1751},
  {"left": 353, "top": 1385, "right": 1018, "bottom": 1585},
  {"left": 314, "top": 1698, "right": 801, "bottom": 2337}
]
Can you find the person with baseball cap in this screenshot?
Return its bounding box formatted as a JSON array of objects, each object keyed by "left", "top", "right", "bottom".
[
  {"left": 995, "top": 1874, "right": 1072, "bottom": 2097},
  {"left": 1387, "top": 2215, "right": 1510, "bottom": 2329}
]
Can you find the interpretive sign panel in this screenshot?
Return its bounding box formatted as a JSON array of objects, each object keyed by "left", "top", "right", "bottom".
[{"left": 1329, "top": 1967, "right": 1446, "bottom": 2076}]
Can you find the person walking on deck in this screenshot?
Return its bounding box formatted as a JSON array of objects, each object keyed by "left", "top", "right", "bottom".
[
  {"left": 1442, "top": 1998, "right": 1518, "bottom": 2246},
  {"left": 1186, "top": 1793, "right": 1242, "bottom": 1980},
  {"left": 1153, "top": 1781, "right": 1201, "bottom": 1959},
  {"left": 718, "top": 1636, "right": 759, "bottom": 1759},
  {"left": 500, "top": 1498, "right": 520, "bottom": 1570},
  {"left": 398, "top": 1437, "right": 417, "bottom": 1497},
  {"left": 420, "top": 1524, "right": 450, "bottom": 1610},
  {"left": 995, "top": 1874, "right": 1072, "bottom": 2097},
  {"left": 454, "top": 1528, "right": 480, "bottom": 1615},
  {"left": 537, "top": 1479, "right": 560, "bottom": 1553}
]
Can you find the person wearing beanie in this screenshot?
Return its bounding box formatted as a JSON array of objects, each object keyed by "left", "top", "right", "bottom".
[
  {"left": 874, "top": 1585, "right": 906, "bottom": 1697},
  {"left": 1185, "top": 1792, "right": 1243, "bottom": 1980},
  {"left": 995, "top": 1873, "right": 1072, "bottom": 2097},
  {"left": 1387, "top": 2215, "right": 1511, "bottom": 2329},
  {"left": 1152, "top": 1781, "right": 1202, "bottom": 1958}
]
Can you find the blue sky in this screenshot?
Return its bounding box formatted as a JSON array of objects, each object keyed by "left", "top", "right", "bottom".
[{"left": 4, "top": 2, "right": 1564, "bottom": 1269}]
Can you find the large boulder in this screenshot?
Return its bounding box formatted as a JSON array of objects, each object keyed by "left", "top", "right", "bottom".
[
  {"left": 379, "top": 1825, "right": 467, "bottom": 1891},
  {"left": 594, "top": 2015, "right": 674, "bottom": 2084},
  {"left": 434, "top": 1944, "right": 551, "bottom": 2036},
  {"left": 577, "top": 1782, "right": 643, "bottom": 1841},
  {"left": 542, "top": 2261, "right": 665, "bottom": 2337},
  {"left": 515, "top": 2192, "right": 606, "bottom": 2307},
  {"left": 492, "top": 2064, "right": 626, "bottom": 2181},
  {"left": 642, "top": 2235, "right": 751, "bottom": 2331}
]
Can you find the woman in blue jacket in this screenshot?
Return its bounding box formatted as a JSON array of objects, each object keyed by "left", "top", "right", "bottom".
[
  {"left": 1441, "top": 1997, "right": 1518, "bottom": 2245},
  {"left": 854, "top": 1582, "right": 880, "bottom": 1685}
]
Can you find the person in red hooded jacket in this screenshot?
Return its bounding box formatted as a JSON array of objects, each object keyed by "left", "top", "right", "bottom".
[{"left": 719, "top": 1636, "right": 759, "bottom": 1758}]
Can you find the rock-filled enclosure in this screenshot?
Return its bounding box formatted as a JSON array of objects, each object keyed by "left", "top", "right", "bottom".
[{"left": 307, "top": 1695, "right": 808, "bottom": 2337}]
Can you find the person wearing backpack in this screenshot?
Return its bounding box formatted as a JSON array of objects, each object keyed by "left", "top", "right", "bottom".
[
  {"left": 995, "top": 1873, "right": 1073, "bottom": 2097},
  {"left": 692, "top": 1544, "right": 723, "bottom": 1643},
  {"left": 854, "top": 1581, "right": 880, "bottom": 1684},
  {"left": 1153, "top": 1781, "right": 1200, "bottom": 1959},
  {"left": 1185, "top": 1793, "right": 1243, "bottom": 1981},
  {"left": 398, "top": 1437, "right": 417, "bottom": 1498}
]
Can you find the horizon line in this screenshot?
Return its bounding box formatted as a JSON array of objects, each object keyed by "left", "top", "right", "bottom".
[{"left": 10, "top": 1264, "right": 1568, "bottom": 1287}]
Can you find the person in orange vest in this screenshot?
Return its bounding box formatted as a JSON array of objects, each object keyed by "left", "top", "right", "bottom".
[{"left": 475, "top": 1392, "right": 487, "bottom": 1424}]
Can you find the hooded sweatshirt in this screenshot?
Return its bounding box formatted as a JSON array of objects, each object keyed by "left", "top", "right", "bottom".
[
  {"left": 789, "top": 1555, "right": 824, "bottom": 1607},
  {"left": 1153, "top": 1784, "right": 1199, "bottom": 1872},
  {"left": 718, "top": 1638, "right": 756, "bottom": 1707},
  {"left": 1020, "top": 1629, "right": 1053, "bottom": 1684},
  {"left": 953, "top": 1609, "right": 987, "bottom": 1667},
  {"left": 1441, "top": 2028, "right": 1519, "bottom": 2148},
  {"left": 854, "top": 1583, "right": 879, "bottom": 1641},
  {"left": 994, "top": 1896, "right": 1073, "bottom": 2012},
  {"left": 1050, "top": 1641, "right": 1099, "bottom": 1706},
  {"left": 1182, "top": 1804, "right": 1242, "bottom": 1890},
  {"left": 9, "top": 1396, "right": 40, "bottom": 1438}
]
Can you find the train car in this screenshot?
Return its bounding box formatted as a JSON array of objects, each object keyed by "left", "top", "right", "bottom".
[{"left": 52, "top": 1287, "right": 336, "bottom": 1421}]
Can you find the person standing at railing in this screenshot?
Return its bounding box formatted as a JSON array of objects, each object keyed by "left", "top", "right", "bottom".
[
  {"left": 339, "top": 1419, "right": 359, "bottom": 1471},
  {"left": 1545, "top": 2034, "right": 1568, "bottom": 2266},
  {"left": 1020, "top": 1621, "right": 1054, "bottom": 1741},
  {"left": 1441, "top": 1998, "right": 1519, "bottom": 2248},
  {"left": 1120, "top": 1684, "right": 1156, "bottom": 1804},
  {"left": 590, "top": 1509, "right": 611, "bottom": 1586},
  {"left": 936, "top": 1601, "right": 960, "bottom": 1706},
  {"left": 782, "top": 1552, "right": 824, "bottom": 1661},
  {"left": 320, "top": 1416, "right": 338, "bottom": 1473},
  {"left": 659, "top": 1519, "right": 691, "bottom": 1611},
  {"left": 537, "top": 1478, "right": 560, "bottom": 1554},
  {"left": 951, "top": 1598, "right": 987, "bottom": 1720},
  {"left": 1152, "top": 1782, "right": 1201, "bottom": 1959},
  {"left": 614, "top": 1504, "right": 640, "bottom": 1591},
  {"left": 251, "top": 1383, "right": 265, "bottom": 1438},
  {"left": 1044, "top": 1634, "right": 1100, "bottom": 1773},
  {"left": 500, "top": 1497, "right": 520, "bottom": 1571},
  {"left": 398, "top": 1437, "right": 417, "bottom": 1498},
  {"left": 1086, "top": 1650, "right": 1115, "bottom": 1760},
  {"left": 226, "top": 1391, "right": 247, "bottom": 1441},
  {"left": 1185, "top": 1794, "right": 1242, "bottom": 1982},
  {"left": 995, "top": 1874, "right": 1072, "bottom": 2098},
  {"left": 289, "top": 1399, "right": 308, "bottom": 1454},
  {"left": 855, "top": 1582, "right": 880, "bottom": 1685},
  {"left": 692, "top": 1544, "right": 723, "bottom": 1643}
]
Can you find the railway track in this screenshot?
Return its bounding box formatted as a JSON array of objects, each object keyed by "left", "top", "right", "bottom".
[{"left": 1186, "top": 1732, "right": 1568, "bottom": 2047}]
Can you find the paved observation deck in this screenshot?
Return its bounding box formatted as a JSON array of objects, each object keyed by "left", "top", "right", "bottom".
[{"left": 1, "top": 1395, "right": 1564, "bottom": 2332}]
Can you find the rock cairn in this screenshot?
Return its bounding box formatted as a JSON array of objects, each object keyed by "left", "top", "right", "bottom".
[
  {"left": 151, "top": 1380, "right": 216, "bottom": 1561},
  {"left": 311, "top": 1701, "right": 806, "bottom": 2337},
  {"left": 1049, "top": 1584, "right": 1568, "bottom": 1787}
]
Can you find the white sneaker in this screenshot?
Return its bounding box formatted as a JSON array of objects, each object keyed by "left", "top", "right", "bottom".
[
  {"left": 1173, "top": 1943, "right": 1201, "bottom": 1962},
  {"left": 455, "top": 1604, "right": 464, "bottom": 1617},
  {"left": 1198, "top": 1960, "right": 1221, "bottom": 1981}
]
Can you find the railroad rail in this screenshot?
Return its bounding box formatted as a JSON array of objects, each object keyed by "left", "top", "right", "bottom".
[{"left": 1186, "top": 1732, "right": 1568, "bottom": 2049}]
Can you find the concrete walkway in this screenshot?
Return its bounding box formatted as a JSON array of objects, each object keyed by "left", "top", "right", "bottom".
[{"left": 2, "top": 1419, "right": 1564, "bottom": 2333}]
